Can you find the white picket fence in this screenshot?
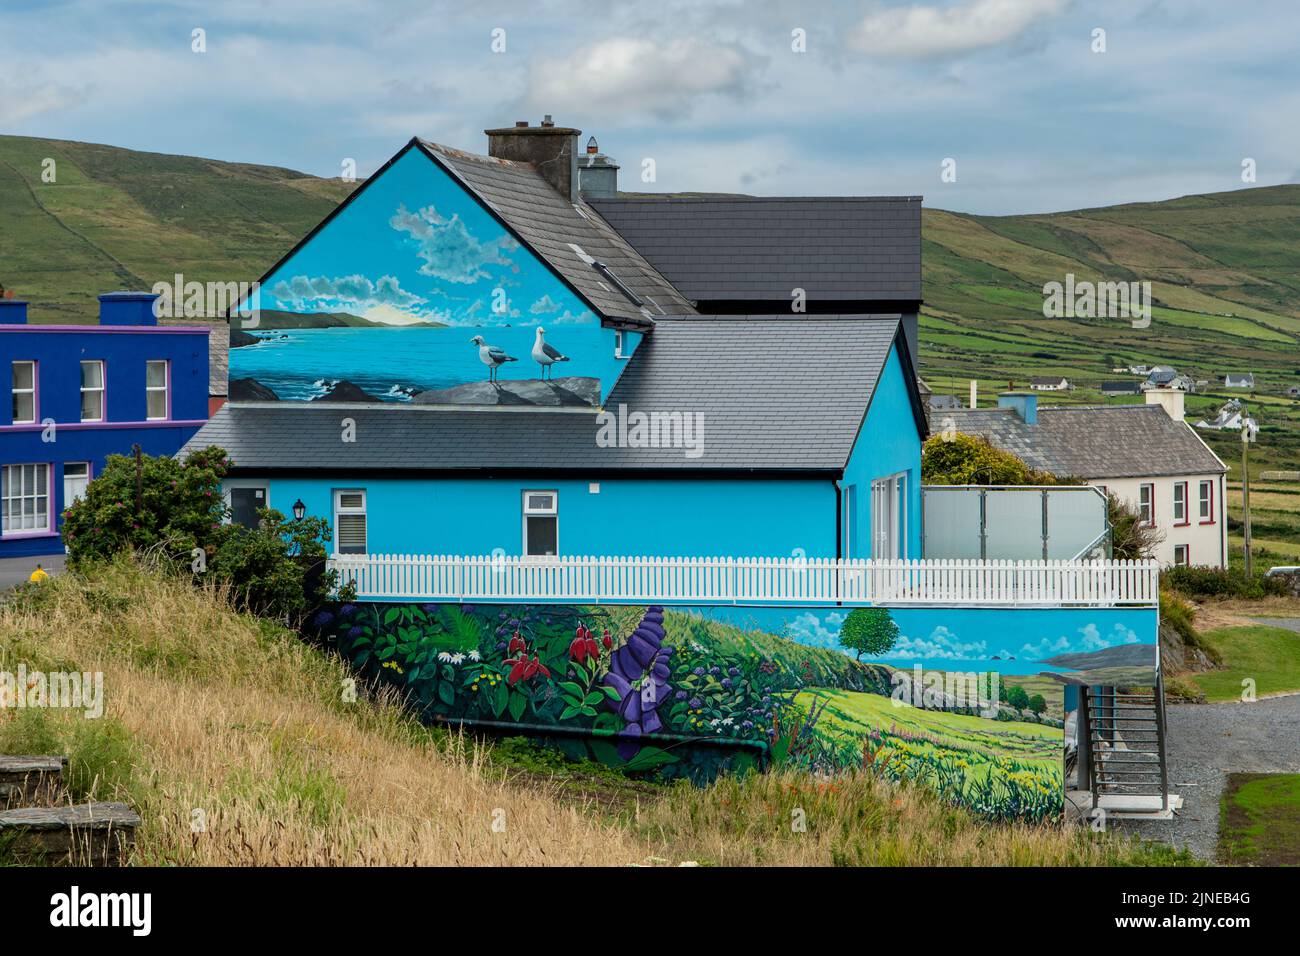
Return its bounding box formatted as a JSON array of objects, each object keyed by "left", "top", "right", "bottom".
[{"left": 327, "top": 554, "right": 1160, "bottom": 607}]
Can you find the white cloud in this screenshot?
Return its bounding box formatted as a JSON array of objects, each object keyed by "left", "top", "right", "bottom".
[
  {"left": 265, "top": 273, "right": 429, "bottom": 322},
  {"left": 885, "top": 625, "right": 988, "bottom": 661},
  {"left": 784, "top": 611, "right": 845, "bottom": 649},
  {"left": 849, "top": 0, "right": 1065, "bottom": 59},
  {"left": 529, "top": 294, "right": 561, "bottom": 314},
  {"left": 522, "top": 36, "right": 765, "bottom": 118},
  {"left": 390, "top": 203, "right": 519, "bottom": 284},
  {"left": 0, "top": 78, "right": 87, "bottom": 124}
]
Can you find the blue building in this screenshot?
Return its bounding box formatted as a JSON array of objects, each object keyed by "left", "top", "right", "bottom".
[
  {"left": 185, "top": 119, "right": 926, "bottom": 560},
  {"left": 0, "top": 293, "right": 210, "bottom": 558}
]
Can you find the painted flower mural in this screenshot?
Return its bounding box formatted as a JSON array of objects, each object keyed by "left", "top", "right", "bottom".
[{"left": 602, "top": 606, "right": 674, "bottom": 756}]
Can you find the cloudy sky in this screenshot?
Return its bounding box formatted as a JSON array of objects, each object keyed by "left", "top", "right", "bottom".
[{"left": 2, "top": 0, "right": 1296, "bottom": 214}]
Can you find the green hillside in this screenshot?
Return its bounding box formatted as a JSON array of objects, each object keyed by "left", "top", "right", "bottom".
[
  {"left": 3, "top": 133, "right": 1298, "bottom": 476},
  {"left": 0, "top": 134, "right": 355, "bottom": 321}
]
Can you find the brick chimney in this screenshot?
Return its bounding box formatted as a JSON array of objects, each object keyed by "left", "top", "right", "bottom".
[{"left": 485, "top": 116, "right": 580, "bottom": 202}]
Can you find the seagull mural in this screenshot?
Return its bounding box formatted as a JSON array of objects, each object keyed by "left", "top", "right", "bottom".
[
  {"left": 531, "top": 326, "right": 570, "bottom": 380},
  {"left": 470, "top": 335, "right": 518, "bottom": 382}
]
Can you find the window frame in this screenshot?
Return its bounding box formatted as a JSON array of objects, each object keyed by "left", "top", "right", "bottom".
[
  {"left": 224, "top": 480, "right": 270, "bottom": 530},
  {"left": 79, "top": 359, "right": 106, "bottom": 423},
  {"left": 522, "top": 489, "right": 559, "bottom": 558},
  {"left": 1138, "top": 483, "right": 1155, "bottom": 526},
  {"left": 145, "top": 359, "right": 170, "bottom": 421},
  {"left": 1172, "top": 481, "right": 1188, "bottom": 526},
  {"left": 1173, "top": 544, "right": 1190, "bottom": 567},
  {"left": 1198, "top": 480, "right": 1215, "bottom": 524},
  {"left": 11, "top": 360, "right": 36, "bottom": 424},
  {"left": 333, "top": 488, "right": 368, "bottom": 555},
  {"left": 62, "top": 461, "right": 92, "bottom": 512},
  {"left": 1, "top": 462, "right": 53, "bottom": 537}
]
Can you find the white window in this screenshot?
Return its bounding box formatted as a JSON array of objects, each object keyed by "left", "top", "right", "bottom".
[
  {"left": 1199, "top": 480, "right": 1214, "bottom": 522},
  {"left": 63, "top": 462, "right": 90, "bottom": 510},
  {"left": 1139, "top": 483, "right": 1154, "bottom": 526},
  {"left": 334, "top": 489, "right": 367, "bottom": 555},
  {"left": 11, "top": 361, "right": 35, "bottom": 424},
  {"left": 871, "top": 473, "right": 907, "bottom": 560},
  {"left": 145, "top": 360, "right": 169, "bottom": 420},
  {"left": 1173, "top": 544, "right": 1190, "bottom": 567},
  {"left": 80, "top": 360, "right": 105, "bottom": 422},
  {"left": 1172, "top": 482, "right": 1187, "bottom": 524},
  {"left": 614, "top": 330, "right": 627, "bottom": 359},
  {"left": 522, "top": 490, "right": 558, "bottom": 557},
  {"left": 1, "top": 463, "right": 51, "bottom": 535}
]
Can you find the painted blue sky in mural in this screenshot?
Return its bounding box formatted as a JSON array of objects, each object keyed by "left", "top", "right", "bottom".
[
  {"left": 670, "top": 604, "right": 1157, "bottom": 676},
  {"left": 229, "top": 146, "right": 612, "bottom": 403}
]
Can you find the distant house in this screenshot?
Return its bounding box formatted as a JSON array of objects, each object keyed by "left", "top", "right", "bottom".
[
  {"left": 929, "top": 394, "right": 964, "bottom": 411},
  {"left": 1128, "top": 364, "right": 1151, "bottom": 376},
  {"left": 945, "top": 389, "right": 1228, "bottom": 568},
  {"left": 1287, "top": 385, "right": 1300, "bottom": 399},
  {"left": 1170, "top": 374, "right": 1196, "bottom": 393},
  {"left": 1225, "top": 373, "right": 1255, "bottom": 389},
  {"left": 1029, "top": 376, "right": 1070, "bottom": 391},
  {"left": 1143, "top": 365, "right": 1177, "bottom": 389},
  {"left": 1101, "top": 380, "right": 1141, "bottom": 396},
  {"left": 1196, "top": 400, "right": 1246, "bottom": 432}
]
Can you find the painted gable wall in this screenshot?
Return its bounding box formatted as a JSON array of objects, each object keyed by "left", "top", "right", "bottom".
[
  {"left": 841, "top": 339, "right": 924, "bottom": 559},
  {"left": 229, "top": 146, "right": 634, "bottom": 405}
]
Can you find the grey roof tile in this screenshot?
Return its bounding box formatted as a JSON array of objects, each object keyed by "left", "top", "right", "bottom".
[
  {"left": 588, "top": 196, "right": 922, "bottom": 303},
  {"left": 944, "top": 405, "right": 1226, "bottom": 479}
]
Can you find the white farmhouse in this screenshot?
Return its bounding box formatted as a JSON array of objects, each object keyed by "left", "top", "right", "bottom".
[{"left": 947, "top": 389, "right": 1228, "bottom": 568}]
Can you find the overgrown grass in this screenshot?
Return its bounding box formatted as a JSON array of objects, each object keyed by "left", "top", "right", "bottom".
[{"left": 0, "top": 558, "right": 1188, "bottom": 866}]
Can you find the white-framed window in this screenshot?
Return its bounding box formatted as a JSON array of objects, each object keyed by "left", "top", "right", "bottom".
[
  {"left": 522, "top": 490, "right": 558, "bottom": 557},
  {"left": 1173, "top": 544, "right": 1190, "bottom": 567},
  {"left": 63, "top": 462, "right": 90, "bottom": 511},
  {"left": 1199, "top": 480, "right": 1214, "bottom": 523},
  {"left": 11, "top": 361, "right": 36, "bottom": 424},
  {"left": 1139, "top": 483, "right": 1154, "bottom": 526},
  {"left": 1172, "top": 481, "right": 1187, "bottom": 524},
  {"left": 1, "top": 463, "right": 51, "bottom": 535},
  {"left": 334, "top": 489, "right": 367, "bottom": 555},
  {"left": 80, "top": 360, "right": 105, "bottom": 422},
  {"left": 842, "top": 483, "right": 857, "bottom": 559},
  {"left": 145, "top": 359, "right": 169, "bottom": 420},
  {"left": 225, "top": 481, "right": 269, "bottom": 530},
  {"left": 613, "top": 330, "right": 627, "bottom": 360},
  {"left": 871, "top": 472, "right": 907, "bottom": 560}
]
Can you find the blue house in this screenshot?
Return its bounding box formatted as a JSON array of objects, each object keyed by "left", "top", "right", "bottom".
[
  {"left": 184, "top": 119, "right": 927, "bottom": 560},
  {"left": 0, "top": 293, "right": 210, "bottom": 559}
]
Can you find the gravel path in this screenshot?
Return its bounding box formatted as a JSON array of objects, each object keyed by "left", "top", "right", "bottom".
[
  {"left": 1116, "top": 694, "right": 1300, "bottom": 860},
  {"left": 1253, "top": 617, "right": 1300, "bottom": 634}
]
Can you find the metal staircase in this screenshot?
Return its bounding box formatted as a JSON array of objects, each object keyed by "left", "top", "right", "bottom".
[{"left": 1079, "top": 672, "right": 1170, "bottom": 815}]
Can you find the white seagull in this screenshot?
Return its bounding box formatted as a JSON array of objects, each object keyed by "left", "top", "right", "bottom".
[
  {"left": 470, "top": 335, "right": 517, "bottom": 382},
  {"left": 531, "top": 326, "right": 570, "bottom": 380}
]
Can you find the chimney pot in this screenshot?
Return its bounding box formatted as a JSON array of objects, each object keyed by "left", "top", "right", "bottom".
[
  {"left": 515, "top": 120, "right": 528, "bottom": 128},
  {"left": 586, "top": 136, "right": 599, "bottom": 155},
  {"left": 541, "top": 114, "right": 554, "bottom": 127}
]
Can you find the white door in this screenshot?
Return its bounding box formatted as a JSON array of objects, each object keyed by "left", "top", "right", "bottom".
[{"left": 871, "top": 473, "right": 907, "bottom": 560}]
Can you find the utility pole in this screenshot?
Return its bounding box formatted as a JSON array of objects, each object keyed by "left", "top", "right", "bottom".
[{"left": 1241, "top": 419, "right": 1257, "bottom": 576}]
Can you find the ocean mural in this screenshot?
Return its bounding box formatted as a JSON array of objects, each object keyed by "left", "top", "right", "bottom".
[
  {"left": 309, "top": 601, "right": 1157, "bottom": 821},
  {"left": 228, "top": 145, "right": 617, "bottom": 406}
]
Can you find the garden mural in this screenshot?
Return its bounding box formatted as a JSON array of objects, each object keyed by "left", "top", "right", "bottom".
[
  {"left": 312, "top": 601, "right": 1158, "bottom": 823},
  {"left": 228, "top": 144, "right": 618, "bottom": 407}
]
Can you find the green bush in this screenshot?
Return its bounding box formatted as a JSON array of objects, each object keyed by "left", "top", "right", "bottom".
[
  {"left": 61, "top": 446, "right": 342, "bottom": 623},
  {"left": 921, "top": 433, "right": 1066, "bottom": 486},
  {"left": 1162, "top": 565, "right": 1289, "bottom": 601}
]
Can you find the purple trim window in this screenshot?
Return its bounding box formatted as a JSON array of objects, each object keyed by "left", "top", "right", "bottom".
[
  {"left": 1, "top": 462, "right": 51, "bottom": 536},
  {"left": 11, "top": 360, "right": 36, "bottom": 424}
]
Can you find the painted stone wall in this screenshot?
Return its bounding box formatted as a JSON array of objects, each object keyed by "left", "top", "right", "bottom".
[
  {"left": 312, "top": 600, "right": 1157, "bottom": 822},
  {"left": 229, "top": 146, "right": 620, "bottom": 406}
]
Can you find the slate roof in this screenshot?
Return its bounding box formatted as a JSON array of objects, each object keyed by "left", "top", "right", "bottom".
[
  {"left": 587, "top": 196, "right": 922, "bottom": 303},
  {"left": 945, "top": 405, "right": 1226, "bottom": 479},
  {"left": 160, "top": 318, "right": 228, "bottom": 397},
  {"left": 418, "top": 142, "right": 695, "bottom": 322},
  {"left": 1100, "top": 380, "right": 1140, "bottom": 393},
  {"left": 182, "top": 316, "right": 918, "bottom": 474}
]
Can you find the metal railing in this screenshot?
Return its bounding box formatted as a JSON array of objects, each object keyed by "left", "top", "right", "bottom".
[{"left": 327, "top": 553, "right": 1160, "bottom": 607}]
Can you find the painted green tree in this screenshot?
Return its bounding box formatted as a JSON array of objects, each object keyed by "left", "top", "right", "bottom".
[
  {"left": 1028, "top": 694, "right": 1047, "bottom": 716},
  {"left": 1006, "top": 685, "right": 1031, "bottom": 710},
  {"left": 838, "top": 608, "right": 900, "bottom": 662}
]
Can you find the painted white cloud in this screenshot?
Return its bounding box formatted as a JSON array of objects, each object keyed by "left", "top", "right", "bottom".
[
  {"left": 784, "top": 611, "right": 845, "bottom": 649},
  {"left": 390, "top": 203, "right": 519, "bottom": 284},
  {"left": 883, "top": 625, "right": 989, "bottom": 661},
  {"left": 523, "top": 36, "right": 764, "bottom": 118},
  {"left": 266, "top": 273, "right": 426, "bottom": 312},
  {"left": 529, "top": 294, "right": 561, "bottom": 315},
  {"left": 1020, "top": 622, "right": 1141, "bottom": 659},
  {"left": 849, "top": 0, "right": 1065, "bottom": 59}
]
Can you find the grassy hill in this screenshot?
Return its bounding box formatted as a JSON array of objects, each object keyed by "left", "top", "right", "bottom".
[{"left": 2, "top": 132, "right": 1296, "bottom": 485}]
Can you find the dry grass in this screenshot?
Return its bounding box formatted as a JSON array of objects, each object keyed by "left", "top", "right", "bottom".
[{"left": 0, "top": 559, "right": 1189, "bottom": 867}]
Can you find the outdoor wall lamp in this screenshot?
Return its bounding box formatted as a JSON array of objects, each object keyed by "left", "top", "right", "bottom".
[{"left": 292, "top": 499, "right": 306, "bottom": 521}]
